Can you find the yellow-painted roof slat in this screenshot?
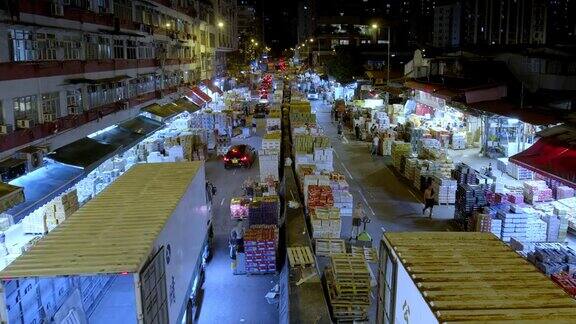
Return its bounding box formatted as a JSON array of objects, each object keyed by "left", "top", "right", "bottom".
[
  {"left": 0, "top": 162, "right": 201, "bottom": 278},
  {"left": 384, "top": 232, "right": 576, "bottom": 321}
]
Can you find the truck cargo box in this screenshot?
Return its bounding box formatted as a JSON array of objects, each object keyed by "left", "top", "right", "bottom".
[
  {"left": 377, "top": 232, "right": 576, "bottom": 323},
  {"left": 0, "top": 162, "right": 210, "bottom": 324}
]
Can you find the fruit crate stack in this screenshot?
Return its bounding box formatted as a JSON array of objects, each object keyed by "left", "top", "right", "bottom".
[
  {"left": 556, "top": 186, "right": 575, "bottom": 200},
  {"left": 523, "top": 180, "right": 553, "bottom": 204},
  {"left": 452, "top": 164, "right": 477, "bottom": 185},
  {"left": 451, "top": 132, "right": 467, "bottom": 150},
  {"left": 527, "top": 243, "right": 576, "bottom": 276},
  {"left": 413, "top": 161, "right": 434, "bottom": 190},
  {"left": 472, "top": 212, "right": 502, "bottom": 237},
  {"left": 455, "top": 183, "right": 488, "bottom": 221},
  {"left": 556, "top": 197, "right": 576, "bottom": 230},
  {"left": 259, "top": 149, "right": 280, "bottom": 181},
  {"left": 313, "top": 148, "right": 334, "bottom": 172},
  {"left": 266, "top": 117, "right": 281, "bottom": 131},
  {"left": 303, "top": 175, "right": 331, "bottom": 206},
  {"left": 433, "top": 157, "right": 454, "bottom": 179},
  {"left": 331, "top": 180, "right": 353, "bottom": 217},
  {"left": 391, "top": 141, "right": 412, "bottom": 172},
  {"left": 433, "top": 176, "right": 457, "bottom": 204},
  {"left": 544, "top": 211, "right": 569, "bottom": 242},
  {"left": 403, "top": 158, "right": 418, "bottom": 180},
  {"left": 230, "top": 197, "right": 250, "bottom": 219},
  {"left": 551, "top": 273, "right": 576, "bottom": 297},
  {"left": 506, "top": 162, "right": 534, "bottom": 180},
  {"left": 381, "top": 138, "right": 394, "bottom": 156},
  {"left": 248, "top": 196, "right": 279, "bottom": 226},
  {"left": 325, "top": 254, "right": 371, "bottom": 323},
  {"left": 262, "top": 131, "right": 281, "bottom": 150},
  {"left": 310, "top": 207, "right": 341, "bottom": 238},
  {"left": 497, "top": 206, "right": 528, "bottom": 242},
  {"left": 307, "top": 185, "right": 334, "bottom": 209},
  {"left": 244, "top": 226, "right": 277, "bottom": 274}
]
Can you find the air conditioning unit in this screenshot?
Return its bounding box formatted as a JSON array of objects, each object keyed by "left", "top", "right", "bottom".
[
  {"left": 16, "top": 119, "right": 32, "bottom": 129},
  {"left": 17, "top": 147, "right": 45, "bottom": 173},
  {"left": 43, "top": 114, "right": 55, "bottom": 123},
  {"left": 0, "top": 125, "right": 13, "bottom": 134},
  {"left": 50, "top": 3, "right": 64, "bottom": 16},
  {"left": 68, "top": 105, "right": 80, "bottom": 115}
]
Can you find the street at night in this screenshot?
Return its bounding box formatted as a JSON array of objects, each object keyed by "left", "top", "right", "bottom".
[{"left": 0, "top": 0, "right": 575, "bottom": 323}]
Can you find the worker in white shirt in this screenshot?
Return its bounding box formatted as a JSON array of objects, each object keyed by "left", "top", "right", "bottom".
[
  {"left": 350, "top": 202, "right": 365, "bottom": 240},
  {"left": 371, "top": 135, "right": 379, "bottom": 156}
]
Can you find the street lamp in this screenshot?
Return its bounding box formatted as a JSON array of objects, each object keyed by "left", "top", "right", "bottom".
[
  {"left": 371, "top": 23, "right": 378, "bottom": 29},
  {"left": 217, "top": 21, "right": 224, "bottom": 28},
  {"left": 309, "top": 38, "right": 314, "bottom": 42},
  {"left": 250, "top": 38, "right": 255, "bottom": 43}
]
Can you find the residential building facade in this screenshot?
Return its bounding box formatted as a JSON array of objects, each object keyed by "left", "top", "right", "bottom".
[{"left": 0, "top": 0, "right": 236, "bottom": 161}]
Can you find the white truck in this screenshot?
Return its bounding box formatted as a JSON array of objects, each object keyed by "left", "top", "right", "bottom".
[
  {"left": 377, "top": 232, "right": 576, "bottom": 324},
  {"left": 0, "top": 162, "right": 212, "bottom": 324}
]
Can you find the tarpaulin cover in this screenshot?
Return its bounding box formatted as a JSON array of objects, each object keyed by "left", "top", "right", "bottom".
[{"left": 509, "top": 138, "right": 576, "bottom": 186}]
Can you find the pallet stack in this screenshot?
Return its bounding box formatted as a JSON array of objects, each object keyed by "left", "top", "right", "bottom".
[
  {"left": 325, "top": 254, "right": 371, "bottom": 322},
  {"left": 314, "top": 238, "right": 346, "bottom": 257},
  {"left": 527, "top": 243, "right": 576, "bottom": 276},
  {"left": 313, "top": 148, "right": 334, "bottom": 172},
  {"left": 556, "top": 186, "right": 575, "bottom": 200},
  {"left": 244, "top": 226, "right": 277, "bottom": 274},
  {"left": 455, "top": 183, "right": 488, "bottom": 220},
  {"left": 523, "top": 180, "right": 553, "bottom": 204},
  {"left": 310, "top": 207, "right": 341, "bottom": 239},
  {"left": 262, "top": 131, "right": 282, "bottom": 150},
  {"left": 507, "top": 162, "right": 534, "bottom": 180},
  {"left": 259, "top": 149, "right": 280, "bottom": 181},
  {"left": 497, "top": 206, "right": 528, "bottom": 242}
]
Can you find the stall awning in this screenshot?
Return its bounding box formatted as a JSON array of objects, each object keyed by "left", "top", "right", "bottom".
[
  {"left": 92, "top": 116, "right": 162, "bottom": 153},
  {"left": 175, "top": 98, "right": 201, "bottom": 113},
  {"left": 467, "top": 100, "right": 560, "bottom": 126},
  {"left": 48, "top": 138, "right": 120, "bottom": 171},
  {"left": 201, "top": 79, "right": 223, "bottom": 94},
  {"left": 509, "top": 138, "right": 576, "bottom": 187},
  {"left": 118, "top": 115, "right": 163, "bottom": 136},
  {"left": 7, "top": 162, "right": 83, "bottom": 223},
  {"left": 191, "top": 86, "right": 212, "bottom": 103},
  {"left": 142, "top": 103, "right": 180, "bottom": 119}
]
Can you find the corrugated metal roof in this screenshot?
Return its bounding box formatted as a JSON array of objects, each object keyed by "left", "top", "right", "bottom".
[
  {"left": 383, "top": 232, "right": 576, "bottom": 322},
  {"left": 0, "top": 162, "right": 201, "bottom": 278}
]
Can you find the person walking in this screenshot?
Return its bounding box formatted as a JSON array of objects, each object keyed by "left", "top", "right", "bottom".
[
  {"left": 355, "top": 123, "right": 361, "bottom": 140},
  {"left": 371, "top": 135, "right": 379, "bottom": 156},
  {"left": 337, "top": 121, "right": 344, "bottom": 140},
  {"left": 423, "top": 181, "right": 435, "bottom": 218},
  {"left": 350, "top": 202, "right": 365, "bottom": 240},
  {"left": 230, "top": 220, "right": 245, "bottom": 274}
]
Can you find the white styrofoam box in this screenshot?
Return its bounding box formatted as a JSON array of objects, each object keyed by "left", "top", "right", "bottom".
[{"left": 167, "top": 145, "right": 184, "bottom": 160}]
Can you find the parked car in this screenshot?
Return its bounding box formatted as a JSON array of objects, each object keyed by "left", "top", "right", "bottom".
[{"left": 223, "top": 145, "right": 257, "bottom": 169}]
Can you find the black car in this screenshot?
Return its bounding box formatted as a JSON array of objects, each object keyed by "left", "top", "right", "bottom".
[{"left": 223, "top": 145, "right": 257, "bottom": 169}]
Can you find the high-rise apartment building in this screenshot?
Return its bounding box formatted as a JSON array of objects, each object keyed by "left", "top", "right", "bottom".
[{"left": 0, "top": 0, "right": 236, "bottom": 162}]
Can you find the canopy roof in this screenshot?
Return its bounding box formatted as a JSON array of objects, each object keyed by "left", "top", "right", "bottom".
[{"left": 510, "top": 133, "right": 576, "bottom": 186}]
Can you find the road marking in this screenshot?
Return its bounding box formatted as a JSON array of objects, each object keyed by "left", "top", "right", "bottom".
[
  {"left": 220, "top": 198, "right": 225, "bottom": 206},
  {"left": 358, "top": 190, "right": 376, "bottom": 216},
  {"left": 233, "top": 169, "right": 237, "bottom": 175},
  {"left": 340, "top": 162, "right": 354, "bottom": 180},
  {"left": 333, "top": 149, "right": 340, "bottom": 159},
  {"left": 342, "top": 136, "right": 349, "bottom": 144}
]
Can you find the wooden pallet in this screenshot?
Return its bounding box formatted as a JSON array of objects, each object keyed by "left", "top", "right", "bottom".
[
  {"left": 315, "top": 238, "right": 346, "bottom": 257},
  {"left": 351, "top": 246, "right": 378, "bottom": 263},
  {"left": 331, "top": 254, "right": 370, "bottom": 281},
  {"left": 287, "top": 246, "right": 315, "bottom": 267},
  {"left": 325, "top": 269, "right": 370, "bottom": 323}
]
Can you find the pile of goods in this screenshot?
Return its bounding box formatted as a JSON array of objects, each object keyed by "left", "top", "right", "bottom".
[
  {"left": 307, "top": 185, "right": 334, "bottom": 209},
  {"left": 556, "top": 186, "right": 575, "bottom": 200},
  {"left": 244, "top": 226, "right": 277, "bottom": 274},
  {"left": 248, "top": 196, "right": 279, "bottom": 226},
  {"left": 330, "top": 175, "right": 353, "bottom": 217},
  {"left": 391, "top": 141, "right": 412, "bottom": 172},
  {"left": 451, "top": 132, "right": 467, "bottom": 150},
  {"left": 433, "top": 177, "right": 457, "bottom": 204},
  {"left": 325, "top": 254, "right": 370, "bottom": 322},
  {"left": 455, "top": 183, "right": 488, "bottom": 221},
  {"left": 230, "top": 197, "right": 250, "bottom": 219},
  {"left": 523, "top": 180, "right": 553, "bottom": 203},
  {"left": 294, "top": 134, "right": 330, "bottom": 154},
  {"left": 259, "top": 148, "right": 280, "bottom": 182},
  {"left": 527, "top": 244, "right": 576, "bottom": 276},
  {"left": 310, "top": 207, "right": 341, "bottom": 239},
  {"left": 506, "top": 162, "right": 533, "bottom": 180},
  {"left": 22, "top": 189, "right": 79, "bottom": 234},
  {"left": 262, "top": 131, "right": 281, "bottom": 150}
]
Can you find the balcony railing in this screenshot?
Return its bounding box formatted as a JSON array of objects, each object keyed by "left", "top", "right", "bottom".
[{"left": 0, "top": 87, "right": 177, "bottom": 152}]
